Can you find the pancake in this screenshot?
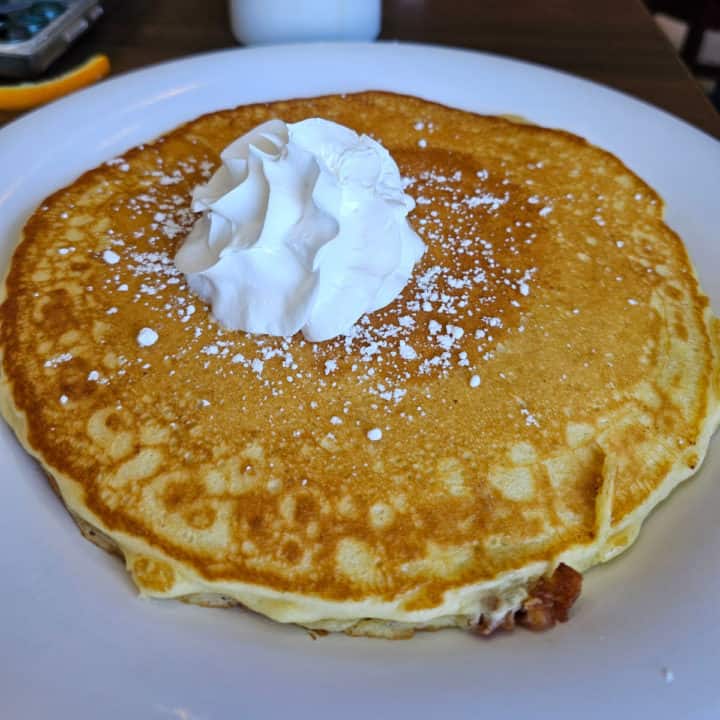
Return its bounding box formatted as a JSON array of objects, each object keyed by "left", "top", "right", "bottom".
[{"left": 1, "top": 92, "right": 718, "bottom": 638}]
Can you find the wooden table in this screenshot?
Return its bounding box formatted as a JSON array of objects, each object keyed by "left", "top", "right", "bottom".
[{"left": 2, "top": 0, "right": 719, "bottom": 139}]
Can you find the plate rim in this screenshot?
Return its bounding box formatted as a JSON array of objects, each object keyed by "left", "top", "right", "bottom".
[{"left": 0, "top": 40, "right": 719, "bottom": 720}]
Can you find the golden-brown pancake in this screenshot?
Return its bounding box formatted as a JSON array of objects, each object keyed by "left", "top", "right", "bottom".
[{"left": 1, "top": 92, "right": 718, "bottom": 637}]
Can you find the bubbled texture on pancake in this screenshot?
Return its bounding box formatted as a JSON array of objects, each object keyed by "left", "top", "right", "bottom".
[{"left": 1, "top": 92, "right": 718, "bottom": 627}]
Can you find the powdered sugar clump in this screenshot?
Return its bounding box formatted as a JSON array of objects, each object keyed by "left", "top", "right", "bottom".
[
  {"left": 137, "top": 327, "right": 159, "bottom": 347},
  {"left": 367, "top": 427, "right": 383, "bottom": 441}
]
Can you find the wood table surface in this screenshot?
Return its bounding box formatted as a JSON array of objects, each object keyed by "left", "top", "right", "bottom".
[{"left": 1, "top": 0, "right": 719, "bottom": 139}]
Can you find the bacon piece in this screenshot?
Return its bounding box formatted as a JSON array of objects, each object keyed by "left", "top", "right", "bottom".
[
  {"left": 472, "top": 563, "right": 583, "bottom": 636},
  {"left": 516, "top": 563, "right": 583, "bottom": 631}
]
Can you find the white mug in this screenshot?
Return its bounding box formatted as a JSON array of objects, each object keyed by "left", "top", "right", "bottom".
[{"left": 228, "top": 0, "right": 382, "bottom": 45}]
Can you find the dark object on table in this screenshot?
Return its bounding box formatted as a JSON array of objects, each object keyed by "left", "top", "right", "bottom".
[{"left": 0, "top": 0, "right": 102, "bottom": 78}]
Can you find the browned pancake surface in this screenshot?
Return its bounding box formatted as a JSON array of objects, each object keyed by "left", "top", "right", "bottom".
[{"left": 1, "top": 92, "right": 716, "bottom": 613}]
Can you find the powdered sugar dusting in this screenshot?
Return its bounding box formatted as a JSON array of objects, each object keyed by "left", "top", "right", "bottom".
[
  {"left": 51, "top": 121, "right": 564, "bottom": 443},
  {"left": 44, "top": 352, "right": 73, "bottom": 368}
]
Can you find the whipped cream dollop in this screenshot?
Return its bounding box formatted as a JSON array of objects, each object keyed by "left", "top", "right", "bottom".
[{"left": 174, "top": 117, "right": 425, "bottom": 342}]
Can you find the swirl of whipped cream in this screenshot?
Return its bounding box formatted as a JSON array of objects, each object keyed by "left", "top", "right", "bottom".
[{"left": 174, "top": 117, "right": 425, "bottom": 342}]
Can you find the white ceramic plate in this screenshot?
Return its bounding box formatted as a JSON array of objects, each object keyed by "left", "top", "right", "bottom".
[{"left": 1, "top": 43, "right": 718, "bottom": 720}]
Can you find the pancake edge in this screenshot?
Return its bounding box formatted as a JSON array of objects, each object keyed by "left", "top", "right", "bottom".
[{"left": 0, "top": 309, "right": 717, "bottom": 637}]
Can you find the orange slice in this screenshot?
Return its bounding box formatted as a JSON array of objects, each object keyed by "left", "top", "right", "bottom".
[{"left": 0, "top": 54, "right": 111, "bottom": 111}]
